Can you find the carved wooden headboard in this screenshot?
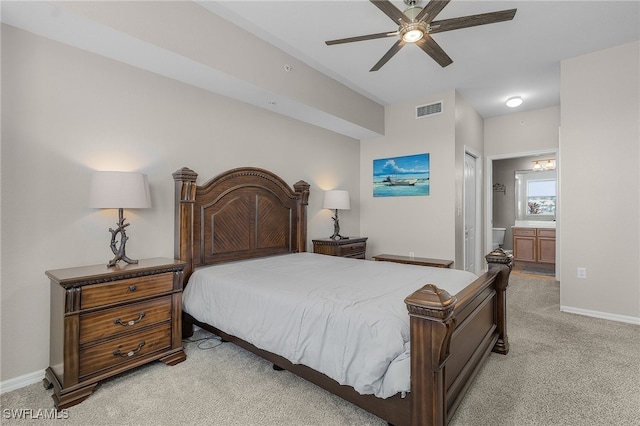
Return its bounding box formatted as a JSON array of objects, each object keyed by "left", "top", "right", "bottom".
[{"left": 173, "top": 167, "right": 310, "bottom": 282}]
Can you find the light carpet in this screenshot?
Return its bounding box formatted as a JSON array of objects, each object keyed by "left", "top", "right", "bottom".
[{"left": 2, "top": 274, "right": 639, "bottom": 425}]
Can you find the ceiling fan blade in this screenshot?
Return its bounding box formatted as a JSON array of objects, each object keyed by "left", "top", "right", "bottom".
[
  {"left": 326, "top": 31, "right": 398, "bottom": 45},
  {"left": 415, "top": 0, "right": 451, "bottom": 25},
  {"left": 370, "top": 39, "right": 406, "bottom": 72},
  {"left": 416, "top": 35, "right": 453, "bottom": 67},
  {"left": 429, "top": 9, "right": 517, "bottom": 34},
  {"left": 370, "top": 0, "right": 408, "bottom": 25}
]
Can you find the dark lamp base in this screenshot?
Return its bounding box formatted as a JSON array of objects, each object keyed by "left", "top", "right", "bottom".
[{"left": 107, "top": 208, "right": 139, "bottom": 267}]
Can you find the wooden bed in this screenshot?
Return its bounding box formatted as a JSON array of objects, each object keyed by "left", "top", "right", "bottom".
[{"left": 173, "top": 166, "right": 512, "bottom": 426}]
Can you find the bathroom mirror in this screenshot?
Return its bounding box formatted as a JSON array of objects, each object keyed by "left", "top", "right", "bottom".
[{"left": 515, "top": 169, "right": 556, "bottom": 221}]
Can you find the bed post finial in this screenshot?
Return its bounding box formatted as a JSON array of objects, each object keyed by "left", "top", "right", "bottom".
[
  {"left": 293, "top": 180, "right": 310, "bottom": 252},
  {"left": 293, "top": 180, "right": 310, "bottom": 205},
  {"left": 173, "top": 167, "right": 198, "bottom": 281},
  {"left": 485, "top": 248, "right": 513, "bottom": 354},
  {"left": 173, "top": 167, "right": 198, "bottom": 198},
  {"left": 405, "top": 284, "right": 457, "bottom": 426}
]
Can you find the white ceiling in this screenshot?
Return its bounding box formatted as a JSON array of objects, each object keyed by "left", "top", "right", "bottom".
[
  {"left": 201, "top": 0, "right": 639, "bottom": 118},
  {"left": 2, "top": 1, "right": 639, "bottom": 136}
]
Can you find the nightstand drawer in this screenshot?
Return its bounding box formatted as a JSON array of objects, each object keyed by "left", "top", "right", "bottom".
[
  {"left": 341, "top": 243, "right": 366, "bottom": 258},
  {"left": 81, "top": 273, "right": 174, "bottom": 309},
  {"left": 312, "top": 237, "right": 368, "bottom": 259},
  {"left": 79, "top": 324, "right": 172, "bottom": 378},
  {"left": 79, "top": 296, "right": 172, "bottom": 344}
]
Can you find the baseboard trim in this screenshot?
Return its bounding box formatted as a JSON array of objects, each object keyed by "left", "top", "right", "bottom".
[
  {"left": 560, "top": 305, "right": 640, "bottom": 325},
  {"left": 0, "top": 370, "right": 45, "bottom": 394}
]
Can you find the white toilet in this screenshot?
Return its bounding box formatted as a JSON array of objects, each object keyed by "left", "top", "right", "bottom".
[{"left": 492, "top": 228, "right": 506, "bottom": 249}]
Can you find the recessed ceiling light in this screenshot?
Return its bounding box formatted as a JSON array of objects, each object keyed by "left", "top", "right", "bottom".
[{"left": 506, "top": 96, "right": 523, "bottom": 108}]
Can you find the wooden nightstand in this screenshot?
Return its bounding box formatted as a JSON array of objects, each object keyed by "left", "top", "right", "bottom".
[
  {"left": 373, "top": 254, "right": 453, "bottom": 268},
  {"left": 43, "top": 258, "right": 187, "bottom": 410},
  {"left": 312, "top": 237, "right": 368, "bottom": 259}
]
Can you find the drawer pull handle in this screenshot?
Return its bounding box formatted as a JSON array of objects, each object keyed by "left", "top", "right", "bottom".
[
  {"left": 113, "top": 312, "right": 146, "bottom": 327},
  {"left": 128, "top": 285, "right": 137, "bottom": 292},
  {"left": 113, "top": 341, "right": 145, "bottom": 358}
]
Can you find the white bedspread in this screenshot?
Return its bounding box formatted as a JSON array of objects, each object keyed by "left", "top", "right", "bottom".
[{"left": 182, "top": 252, "right": 477, "bottom": 398}]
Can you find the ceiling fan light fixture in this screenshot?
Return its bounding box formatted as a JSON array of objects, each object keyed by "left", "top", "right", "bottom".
[
  {"left": 506, "top": 96, "right": 523, "bottom": 108},
  {"left": 400, "top": 21, "right": 426, "bottom": 43},
  {"left": 402, "top": 28, "right": 424, "bottom": 42},
  {"left": 325, "top": 0, "right": 517, "bottom": 71}
]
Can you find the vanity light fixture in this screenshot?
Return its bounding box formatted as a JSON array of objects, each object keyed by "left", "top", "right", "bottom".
[
  {"left": 506, "top": 96, "right": 523, "bottom": 108},
  {"left": 532, "top": 159, "right": 556, "bottom": 171}
]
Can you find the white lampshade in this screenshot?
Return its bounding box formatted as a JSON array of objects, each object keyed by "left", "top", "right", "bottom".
[
  {"left": 323, "top": 190, "right": 350, "bottom": 210},
  {"left": 89, "top": 171, "right": 151, "bottom": 209}
]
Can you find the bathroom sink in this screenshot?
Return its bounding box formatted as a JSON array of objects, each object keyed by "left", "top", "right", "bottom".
[{"left": 513, "top": 220, "right": 556, "bottom": 228}]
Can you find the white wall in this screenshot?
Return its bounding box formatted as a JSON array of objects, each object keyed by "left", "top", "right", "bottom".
[
  {"left": 485, "top": 42, "right": 640, "bottom": 323},
  {"left": 454, "top": 92, "right": 484, "bottom": 270},
  {"left": 360, "top": 91, "right": 458, "bottom": 262},
  {"left": 47, "top": 1, "right": 386, "bottom": 139},
  {"left": 485, "top": 106, "right": 560, "bottom": 157},
  {"left": 0, "top": 25, "right": 361, "bottom": 382},
  {"left": 560, "top": 41, "right": 640, "bottom": 321}
]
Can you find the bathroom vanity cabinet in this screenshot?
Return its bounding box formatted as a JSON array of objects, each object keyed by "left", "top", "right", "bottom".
[{"left": 513, "top": 227, "right": 556, "bottom": 266}]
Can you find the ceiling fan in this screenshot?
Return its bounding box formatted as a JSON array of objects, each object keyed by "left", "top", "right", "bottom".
[{"left": 325, "top": 0, "right": 517, "bottom": 71}]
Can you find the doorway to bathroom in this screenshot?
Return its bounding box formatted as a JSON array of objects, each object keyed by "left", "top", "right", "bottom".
[{"left": 485, "top": 150, "right": 559, "bottom": 280}]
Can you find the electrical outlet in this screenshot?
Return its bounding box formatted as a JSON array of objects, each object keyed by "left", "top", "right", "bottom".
[
  {"left": 409, "top": 252, "right": 415, "bottom": 259},
  {"left": 577, "top": 267, "right": 587, "bottom": 279}
]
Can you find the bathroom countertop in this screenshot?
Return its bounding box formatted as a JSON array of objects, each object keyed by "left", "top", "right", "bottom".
[{"left": 512, "top": 220, "right": 556, "bottom": 228}]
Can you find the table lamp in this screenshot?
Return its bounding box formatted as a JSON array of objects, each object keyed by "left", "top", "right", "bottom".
[
  {"left": 89, "top": 171, "right": 151, "bottom": 267},
  {"left": 323, "top": 190, "right": 350, "bottom": 240}
]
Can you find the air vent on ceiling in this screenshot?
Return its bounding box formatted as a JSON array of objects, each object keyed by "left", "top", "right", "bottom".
[{"left": 416, "top": 101, "right": 443, "bottom": 119}]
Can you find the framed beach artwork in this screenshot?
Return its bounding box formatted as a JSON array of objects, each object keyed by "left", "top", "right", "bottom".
[{"left": 373, "top": 153, "right": 430, "bottom": 197}]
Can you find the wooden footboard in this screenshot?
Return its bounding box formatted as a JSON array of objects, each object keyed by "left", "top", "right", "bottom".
[
  {"left": 405, "top": 249, "right": 512, "bottom": 426},
  {"left": 174, "top": 167, "right": 512, "bottom": 426}
]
